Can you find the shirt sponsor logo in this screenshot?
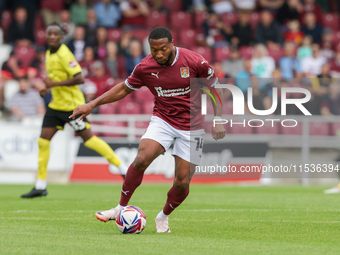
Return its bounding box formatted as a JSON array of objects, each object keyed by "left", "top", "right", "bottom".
[
  {"left": 180, "top": 67, "right": 190, "bottom": 78},
  {"left": 155, "top": 86, "right": 191, "bottom": 97},
  {"left": 69, "top": 61, "right": 78, "bottom": 68}
]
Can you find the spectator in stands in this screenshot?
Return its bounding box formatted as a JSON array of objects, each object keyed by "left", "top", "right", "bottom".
[
  {"left": 235, "top": 59, "right": 252, "bottom": 93},
  {"left": 104, "top": 41, "right": 127, "bottom": 79},
  {"left": 258, "top": 0, "right": 285, "bottom": 13},
  {"left": 321, "top": 81, "right": 340, "bottom": 116},
  {"left": 119, "top": 28, "right": 133, "bottom": 56},
  {"left": 120, "top": 0, "right": 150, "bottom": 27},
  {"left": 79, "top": 46, "right": 96, "bottom": 77},
  {"left": 67, "top": 26, "right": 91, "bottom": 62},
  {"left": 211, "top": 0, "right": 233, "bottom": 14},
  {"left": 320, "top": 28, "right": 335, "bottom": 61},
  {"left": 94, "top": 0, "right": 121, "bottom": 28},
  {"left": 299, "top": 0, "right": 323, "bottom": 25},
  {"left": 60, "top": 10, "right": 75, "bottom": 45},
  {"left": 330, "top": 47, "right": 340, "bottom": 77},
  {"left": 232, "top": 0, "right": 256, "bottom": 12},
  {"left": 70, "top": 0, "right": 88, "bottom": 26},
  {"left": 183, "top": 0, "right": 211, "bottom": 12},
  {"left": 279, "top": 42, "right": 302, "bottom": 79},
  {"left": 228, "top": 11, "right": 253, "bottom": 47},
  {"left": 213, "top": 62, "right": 226, "bottom": 79},
  {"left": 245, "top": 75, "right": 267, "bottom": 113},
  {"left": 276, "top": 0, "right": 303, "bottom": 25},
  {"left": 9, "top": 76, "right": 45, "bottom": 122},
  {"left": 222, "top": 46, "right": 244, "bottom": 78},
  {"left": 301, "top": 12, "right": 323, "bottom": 44},
  {"left": 86, "top": 9, "right": 98, "bottom": 46},
  {"left": 94, "top": 27, "right": 108, "bottom": 59},
  {"left": 8, "top": 6, "right": 35, "bottom": 47},
  {"left": 301, "top": 43, "right": 327, "bottom": 76},
  {"left": 316, "top": 63, "right": 332, "bottom": 88},
  {"left": 297, "top": 35, "right": 313, "bottom": 59},
  {"left": 251, "top": 44, "right": 276, "bottom": 78},
  {"left": 200, "top": 12, "right": 229, "bottom": 47},
  {"left": 125, "top": 40, "right": 144, "bottom": 74},
  {"left": 256, "top": 10, "right": 283, "bottom": 49},
  {"left": 284, "top": 20, "right": 304, "bottom": 45},
  {"left": 40, "top": 0, "right": 64, "bottom": 25}
]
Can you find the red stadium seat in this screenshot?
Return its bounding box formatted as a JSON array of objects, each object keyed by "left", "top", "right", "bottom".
[
  {"left": 118, "top": 101, "right": 142, "bottom": 114},
  {"left": 191, "top": 46, "right": 212, "bottom": 63},
  {"left": 108, "top": 28, "right": 122, "bottom": 42},
  {"left": 131, "top": 29, "right": 150, "bottom": 42},
  {"left": 98, "top": 103, "right": 116, "bottom": 114},
  {"left": 14, "top": 46, "right": 36, "bottom": 68},
  {"left": 268, "top": 47, "right": 284, "bottom": 64},
  {"left": 194, "top": 12, "right": 208, "bottom": 30},
  {"left": 331, "top": 122, "right": 340, "bottom": 136},
  {"left": 220, "top": 13, "right": 239, "bottom": 26},
  {"left": 134, "top": 86, "right": 154, "bottom": 101},
  {"left": 222, "top": 100, "right": 233, "bottom": 115},
  {"left": 146, "top": 11, "right": 167, "bottom": 28},
  {"left": 179, "top": 29, "right": 198, "bottom": 48},
  {"left": 250, "top": 12, "right": 260, "bottom": 30},
  {"left": 240, "top": 46, "right": 254, "bottom": 59},
  {"left": 35, "top": 13, "right": 45, "bottom": 30},
  {"left": 309, "top": 122, "right": 329, "bottom": 136},
  {"left": 41, "top": 0, "right": 64, "bottom": 12},
  {"left": 254, "top": 121, "right": 280, "bottom": 134},
  {"left": 214, "top": 47, "right": 230, "bottom": 62},
  {"left": 170, "top": 11, "right": 192, "bottom": 30},
  {"left": 229, "top": 122, "right": 253, "bottom": 134},
  {"left": 35, "top": 28, "right": 46, "bottom": 46},
  {"left": 280, "top": 122, "right": 302, "bottom": 135},
  {"left": 322, "top": 13, "right": 340, "bottom": 32},
  {"left": 169, "top": 29, "right": 178, "bottom": 44},
  {"left": 162, "top": 0, "right": 183, "bottom": 12},
  {"left": 142, "top": 100, "right": 155, "bottom": 115},
  {"left": 102, "top": 121, "right": 127, "bottom": 137}
]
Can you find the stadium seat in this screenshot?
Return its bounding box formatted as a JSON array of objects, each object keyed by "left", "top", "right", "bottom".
[
  {"left": 170, "top": 29, "right": 178, "bottom": 44},
  {"left": 222, "top": 100, "right": 234, "bottom": 115},
  {"left": 1, "top": 10, "right": 12, "bottom": 39},
  {"left": 34, "top": 13, "right": 45, "bottom": 30},
  {"left": 240, "top": 46, "right": 254, "bottom": 59},
  {"left": 280, "top": 122, "right": 302, "bottom": 135},
  {"left": 98, "top": 103, "right": 116, "bottom": 114},
  {"left": 229, "top": 122, "right": 253, "bottom": 134},
  {"left": 309, "top": 122, "right": 330, "bottom": 136},
  {"left": 162, "top": 0, "right": 183, "bottom": 12},
  {"left": 268, "top": 47, "right": 284, "bottom": 64},
  {"left": 101, "top": 121, "right": 127, "bottom": 137},
  {"left": 179, "top": 29, "right": 198, "bottom": 48},
  {"left": 35, "top": 28, "right": 46, "bottom": 46},
  {"left": 134, "top": 86, "right": 154, "bottom": 101},
  {"left": 142, "top": 100, "right": 154, "bottom": 115},
  {"left": 14, "top": 46, "right": 36, "bottom": 68},
  {"left": 108, "top": 28, "right": 122, "bottom": 42},
  {"left": 131, "top": 29, "right": 150, "bottom": 42},
  {"left": 41, "top": 0, "right": 64, "bottom": 12},
  {"left": 254, "top": 121, "right": 280, "bottom": 134},
  {"left": 194, "top": 12, "right": 208, "bottom": 30},
  {"left": 191, "top": 46, "right": 212, "bottom": 63},
  {"left": 322, "top": 13, "right": 340, "bottom": 32},
  {"left": 250, "top": 12, "right": 260, "bottom": 30},
  {"left": 214, "top": 46, "right": 230, "bottom": 62},
  {"left": 170, "top": 11, "right": 192, "bottom": 30},
  {"left": 331, "top": 122, "right": 340, "bottom": 136},
  {"left": 220, "top": 13, "right": 239, "bottom": 26},
  {"left": 333, "top": 31, "right": 340, "bottom": 46},
  {"left": 118, "top": 101, "right": 142, "bottom": 114},
  {"left": 146, "top": 11, "right": 167, "bottom": 28}
]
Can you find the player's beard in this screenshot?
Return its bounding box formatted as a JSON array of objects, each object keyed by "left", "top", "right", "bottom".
[{"left": 156, "top": 49, "right": 173, "bottom": 66}]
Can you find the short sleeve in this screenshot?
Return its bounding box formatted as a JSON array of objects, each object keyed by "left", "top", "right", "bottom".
[
  {"left": 196, "top": 58, "right": 218, "bottom": 87},
  {"left": 60, "top": 49, "right": 82, "bottom": 78},
  {"left": 125, "top": 63, "right": 144, "bottom": 90}
]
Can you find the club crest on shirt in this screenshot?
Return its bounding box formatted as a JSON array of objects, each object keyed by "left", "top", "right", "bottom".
[
  {"left": 180, "top": 67, "right": 190, "bottom": 78},
  {"left": 69, "top": 61, "right": 77, "bottom": 68}
]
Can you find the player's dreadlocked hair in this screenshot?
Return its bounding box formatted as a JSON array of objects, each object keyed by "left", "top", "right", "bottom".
[
  {"left": 148, "top": 27, "right": 172, "bottom": 43},
  {"left": 47, "top": 22, "right": 66, "bottom": 35}
]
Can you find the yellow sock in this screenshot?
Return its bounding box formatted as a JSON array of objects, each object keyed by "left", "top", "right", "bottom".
[
  {"left": 84, "top": 136, "right": 121, "bottom": 167},
  {"left": 37, "top": 138, "right": 50, "bottom": 180},
  {"left": 338, "top": 182, "right": 340, "bottom": 189}
]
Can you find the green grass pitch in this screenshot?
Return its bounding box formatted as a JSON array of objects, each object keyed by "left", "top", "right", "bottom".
[{"left": 0, "top": 184, "right": 339, "bottom": 255}]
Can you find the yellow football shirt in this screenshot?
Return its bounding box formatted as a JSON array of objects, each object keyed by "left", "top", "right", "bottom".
[{"left": 46, "top": 44, "right": 85, "bottom": 112}]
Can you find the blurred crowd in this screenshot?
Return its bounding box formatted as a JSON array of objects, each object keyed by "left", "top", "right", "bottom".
[{"left": 1, "top": 0, "right": 340, "bottom": 122}]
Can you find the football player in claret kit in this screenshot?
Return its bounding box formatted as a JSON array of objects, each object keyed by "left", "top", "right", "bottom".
[
  {"left": 21, "top": 22, "right": 127, "bottom": 198},
  {"left": 70, "top": 27, "right": 226, "bottom": 232}
]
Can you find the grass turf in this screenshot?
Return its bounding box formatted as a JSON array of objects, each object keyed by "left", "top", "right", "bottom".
[{"left": 0, "top": 184, "right": 339, "bottom": 255}]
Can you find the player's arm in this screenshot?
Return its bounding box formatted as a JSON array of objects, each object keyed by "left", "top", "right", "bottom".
[
  {"left": 69, "top": 81, "right": 134, "bottom": 120},
  {"left": 43, "top": 73, "right": 84, "bottom": 88}
]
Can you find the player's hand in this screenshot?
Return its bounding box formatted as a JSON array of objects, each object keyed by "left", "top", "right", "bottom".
[
  {"left": 211, "top": 123, "right": 226, "bottom": 141},
  {"left": 43, "top": 77, "right": 54, "bottom": 88},
  {"left": 69, "top": 102, "right": 94, "bottom": 121},
  {"left": 39, "top": 88, "right": 47, "bottom": 97}
]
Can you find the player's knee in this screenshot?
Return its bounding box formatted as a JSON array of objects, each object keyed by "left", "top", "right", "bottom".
[
  {"left": 174, "top": 179, "right": 190, "bottom": 191},
  {"left": 133, "top": 154, "right": 150, "bottom": 171}
]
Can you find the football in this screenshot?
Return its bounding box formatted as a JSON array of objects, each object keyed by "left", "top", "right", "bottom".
[{"left": 116, "top": 206, "right": 147, "bottom": 234}]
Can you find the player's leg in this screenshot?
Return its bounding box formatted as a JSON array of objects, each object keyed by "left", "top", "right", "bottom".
[
  {"left": 77, "top": 127, "right": 127, "bottom": 178},
  {"left": 95, "top": 138, "right": 166, "bottom": 222},
  {"left": 21, "top": 127, "right": 58, "bottom": 198}
]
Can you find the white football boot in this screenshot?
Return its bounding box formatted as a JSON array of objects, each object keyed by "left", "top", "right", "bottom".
[
  {"left": 324, "top": 186, "right": 340, "bottom": 194},
  {"left": 155, "top": 218, "right": 171, "bottom": 233},
  {"left": 95, "top": 207, "right": 120, "bottom": 222}
]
